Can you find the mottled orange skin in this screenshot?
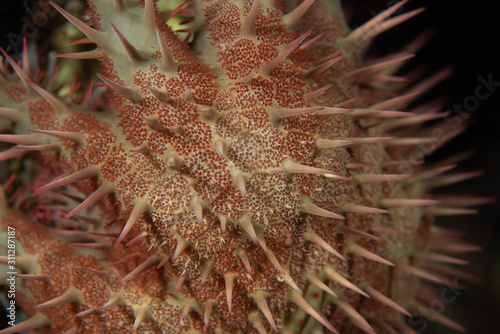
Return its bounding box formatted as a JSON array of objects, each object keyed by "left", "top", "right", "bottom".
[
  {"left": 0, "top": 212, "right": 194, "bottom": 333},
  {"left": 0, "top": 0, "right": 445, "bottom": 333}
]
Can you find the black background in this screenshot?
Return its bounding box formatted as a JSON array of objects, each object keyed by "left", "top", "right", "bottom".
[{"left": 349, "top": 0, "right": 500, "bottom": 333}]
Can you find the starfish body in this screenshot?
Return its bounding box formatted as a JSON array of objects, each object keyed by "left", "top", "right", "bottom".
[{"left": 0, "top": 1, "right": 480, "bottom": 333}]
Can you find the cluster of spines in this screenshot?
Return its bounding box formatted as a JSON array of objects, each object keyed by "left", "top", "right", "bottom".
[{"left": 0, "top": 0, "right": 487, "bottom": 333}]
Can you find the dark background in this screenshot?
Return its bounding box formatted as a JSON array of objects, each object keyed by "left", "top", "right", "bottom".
[
  {"left": 349, "top": 0, "right": 500, "bottom": 333},
  {"left": 1, "top": 0, "right": 499, "bottom": 333}
]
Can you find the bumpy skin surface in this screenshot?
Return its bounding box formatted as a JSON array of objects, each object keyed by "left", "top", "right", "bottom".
[{"left": 0, "top": 0, "right": 476, "bottom": 333}]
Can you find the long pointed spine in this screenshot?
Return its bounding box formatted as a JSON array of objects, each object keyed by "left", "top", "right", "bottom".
[
  {"left": 254, "top": 291, "right": 278, "bottom": 332},
  {"left": 117, "top": 256, "right": 159, "bottom": 285},
  {"left": 282, "top": 0, "right": 316, "bottom": 29},
  {"left": 0, "top": 314, "right": 49, "bottom": 334},
  {"left": 365, "top": 286, "right": 411, "bottom": 316},
  {"left": 34, "top": 288, "right": 81, "bottom": 310},
  {"left": 63, "top": 183, "right": 114, "bottom": 220},
  {"left": 115, "top": 200, "right": 148, "bottom": 247},
  {"left": 288, "top": 290, "right": 338, "bottom": 333},
  {"left": 241, "top": 0, "right": 259, "bottom": 37},
  {"left": 49, "top": 2, "right": 106, "bottom": 45},
  {"left": 34, "top": 166, "right": 99, "bottom": 195}
]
